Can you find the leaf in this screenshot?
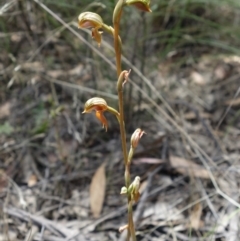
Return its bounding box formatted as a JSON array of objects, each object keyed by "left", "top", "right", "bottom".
[
  {"left": 31, "top": 102, "right": 49, "bottom": 134},
  {"left": 22, "top": 62, "right": 44, "bottom": 72},
  {"left": 139, "top": 180, "right": 147, "bottom": 194},
  {"left": 190, "top": 71, "right": 206, "bottom": 86},
  {"left": 225, "top": 97, "right": 240, "bottom": 107},
  {"left": 169, "top": 155, "right": 210, "bottom": 179},
  {"left": 90, "top": 163, "right": 106, "bottom": 218},
  {"left": 28, "top": 174, "right": 38, "bottom": 187},
  {"left": 0, "top": 102, "right": 11, "bottom": 119},
  {"left": 0, "top": 122, "right": 14, "bottom": 135},
  {"left": 0, "top": 170, "right": 8, "bottom": 193},
  {"left": 189, "top": 202, "right": 203, "bottom": 230},
  {"left": 31, "top": 119, "right": 49, "bottom": 134}
]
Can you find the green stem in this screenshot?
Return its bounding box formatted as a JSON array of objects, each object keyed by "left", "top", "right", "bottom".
[
  {"left": 128, "top": 146, "right": 134, "bottom": 164},
  {"left": 113, "top": 1, "right": 137, "bottom": 240},
  {"left": 118, "top": 85, "right": 128, "bottom": 169},
  {"left": 125, "top": 163, "right": 131, "bottom": 189},
  {"left": 113, "top": 1, "right": 128, "bottom": 176},
  {"left": 106, "top": 106, "right": 120, "bottom": 123},
  {"left": 113, "top": 0, "right": 123, "bottom": 77},
  {"left": 128, "top": 200, "right": 137, "bottom": 241}
]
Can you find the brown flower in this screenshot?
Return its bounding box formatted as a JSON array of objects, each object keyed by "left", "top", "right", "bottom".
[
  {"left": 82, "top": 97, "right": 108, "bottom": 131},
  {"left": 78, "top": 12, "right": 104, "bottom": 46},
  {"left": 78, "top": 12, "right": 103, "bottom": 29}
]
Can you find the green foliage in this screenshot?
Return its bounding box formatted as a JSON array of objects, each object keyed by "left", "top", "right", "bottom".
[
  {"left": 150, "top": 0, "right": 240, "bottom": 57},
  {"left": 31, "top": 102, "right": 49, "bottom": 135},
  {"left": 0, "top": 122, "right": 14, "bottom": 135},
  {"left": 1, "top": 0, "right": 240, "bottom": 58}
]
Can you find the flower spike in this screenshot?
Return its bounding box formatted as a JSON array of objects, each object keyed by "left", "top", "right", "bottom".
[{"left": 125, "top": 0, "right": 152, "bottom": 12}]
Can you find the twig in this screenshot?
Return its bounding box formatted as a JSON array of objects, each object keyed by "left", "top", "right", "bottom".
[
  {"left": 216, "top": 85, "right": 240, "bottom": 130},
  {"left": 24, "top": 225, "right": 38, "bottom": 241},
  {"left": 197, "top": 179, "right": 218, "bottom": 220},
  {"left": 1, "top": 171, "right": 27, "bottom": 208},
  {"left": 44, "top": 74, "right": 118, "bottom": 100},
  {"left": 3, "top": 207, "right": 80, "bottom": 239}
]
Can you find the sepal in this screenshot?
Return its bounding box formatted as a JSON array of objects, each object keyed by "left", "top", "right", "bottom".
[
  {"left": 78, "top": 12, "right": 103, "bottom": 29},
  {"left": 125, "top": 0, "right": 151, "bottom": 12}
]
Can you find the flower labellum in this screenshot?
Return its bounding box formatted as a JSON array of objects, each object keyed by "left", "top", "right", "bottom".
[
  {"left": 125, "top": 0, "right": 152, "bottom": 12},
  {"left": 82, "top": 97, "right": 108, "bottom": 131},
  {"left": 92, "top": 28, "right": 103, "bottom": 47},
  {"left": 131, "top": 128, "right": 145, "bottom": 149}
]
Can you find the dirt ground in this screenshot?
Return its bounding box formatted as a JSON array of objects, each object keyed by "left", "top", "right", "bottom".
[{"left": 1, "top": 1, "right": 240, "bottom": 241}]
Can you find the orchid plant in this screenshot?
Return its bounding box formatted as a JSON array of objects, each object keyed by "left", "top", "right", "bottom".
[{"left": 78, "top": 1, "right": 151, "bottom": 240}]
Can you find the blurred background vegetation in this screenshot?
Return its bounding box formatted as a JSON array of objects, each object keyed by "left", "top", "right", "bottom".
[
  {"left": 2, "top": 0, "right": 240, "bottom": 60},
  {"left": 1, "top": 0, "right": 240, "bottom": 101},
  {"left": 1, "top": 0, "right": 240, "bottom": 129}
]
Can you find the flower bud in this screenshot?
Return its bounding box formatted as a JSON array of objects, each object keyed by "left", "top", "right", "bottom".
[
  {"left": 132, "top": 176, "right": 140, "bottom": 194},
  {"left": 125, "top": 0, "right": 152, "bottom": 12},
  {"left": 120, "top": 186, "right": 128, "bottom": 195},
  {"left": 122, "top": 69, "right": 131, "bottom": 87},
  {"left": 113, "top": 0, "right": 124, "bottom": 24},
  {"left": 119, "top": 224, "right": 128, "bottom": 233},
  {"left": 78, "top": 12, "right": 103, "bottom": 29},
  {"left": 130, "top": 128, "right": 145, "bottom": 148},
  {"left": 117, "top": 70, "right": 131, "bottom": 91},
  {"left": 129, "top": 176, "right": 141, "bottom": 202}
]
